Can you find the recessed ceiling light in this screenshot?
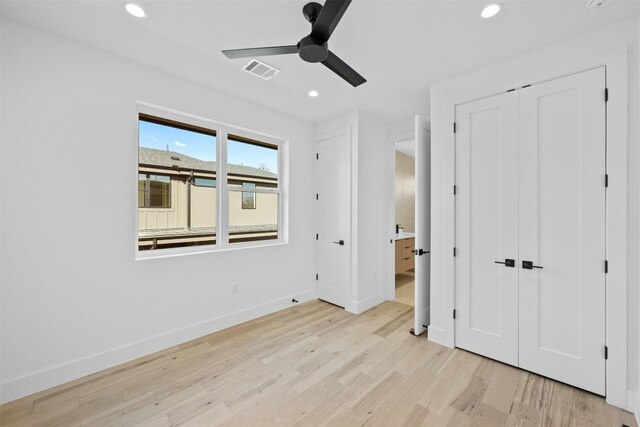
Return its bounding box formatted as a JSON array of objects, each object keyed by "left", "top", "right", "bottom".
[
  {"left": 125, "top": 3, "right": 146, "bottom": 18},
  {"left": 586, "top": 0, "right": 612, "bottom": 10},
  {"left": 308, "top": 90, "right": 319, "bottom": 98},
  {"left": 481, "top": 3, "right": 501, "bottom": 18}
]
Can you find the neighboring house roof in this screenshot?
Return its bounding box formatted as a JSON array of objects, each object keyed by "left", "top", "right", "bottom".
[{"left": 138, "top": 147, "right": 278, "bottom": 179}]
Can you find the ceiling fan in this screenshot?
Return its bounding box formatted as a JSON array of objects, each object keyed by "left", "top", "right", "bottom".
[{"left": 222, "top": 0, "right": 366, "bottom": 87}]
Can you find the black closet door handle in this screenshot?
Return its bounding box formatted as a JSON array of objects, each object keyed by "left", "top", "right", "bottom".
[
  {"left": 333, "top": 240, "right": 345, "bottom": 246},
  {"left": 522, "top": 260, "right": 543, "bottom": 270},
  {"left": 494, "top": 259, "right": 515, "bottom": 267}
]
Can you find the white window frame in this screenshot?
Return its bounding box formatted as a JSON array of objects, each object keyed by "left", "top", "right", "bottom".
[{"left": 135, "top": 102, "right": 287, "bottom": 260}]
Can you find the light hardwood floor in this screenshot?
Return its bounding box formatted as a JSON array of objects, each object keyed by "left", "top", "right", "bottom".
[
  {"left": 395, "top": 272, "right": 415, "bottom": 306},
  {"left": 1, "top": 300, "right": 635, "bottom": 427}
]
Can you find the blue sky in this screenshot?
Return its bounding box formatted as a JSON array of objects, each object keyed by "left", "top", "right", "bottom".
[{"left": 139, "top": 121, "right": 278, "bottom": 173}]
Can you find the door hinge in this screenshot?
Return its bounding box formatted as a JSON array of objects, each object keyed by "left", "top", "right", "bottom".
[
  {"left": 316, "top": 153, "right": 319, "bottom": 160},
  {"left": 316, "top": 273, "right": 318, "bottom": 281},
  {"left": 453, "top": 309, "right": 456, "bottom": 319},
  {"left": 453, "top": 185, "right": 457, "bottom": 195},
  {"left": 605, "top": 88, "right": 609, "bottom": 102},
  {"left": 507, "top": 88, "right": 516, "bottom": 93},
  {"left": 522, "top": 84, "right": 531, "bottom": 89},
  {"left": 453, "top": 122, "right": 457, "bottom": 133},
  {"left": 605, "top": 260, "right": 609, "bottom": 274},
  {"left": 316, "top": 233, "right": 318, "bottom": 240},
  {"left": 605, "top": 174, "right": 609, "bottom": 188},
  {"left": 316, "top": 193, "right": 318, "bottom": 200},
  {"left": 605, "top": 346, "right": 608, "bottom": 360},
  {"left": 453, "top": 247, "right": 457, "bottom": 257}
]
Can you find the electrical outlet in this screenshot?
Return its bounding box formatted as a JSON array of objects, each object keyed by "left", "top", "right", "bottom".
[{"left": 232, "top": 283, "right": 239, "bottom": 294}]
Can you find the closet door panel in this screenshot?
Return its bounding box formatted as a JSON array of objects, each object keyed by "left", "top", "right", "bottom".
[
  {"left": 518, "top": 67, "right": 606, "bottom": 395},
  {"left": 455, "top": 92, "right": 519, "bottom": 366}
]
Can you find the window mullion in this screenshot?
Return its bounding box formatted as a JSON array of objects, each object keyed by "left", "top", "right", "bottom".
[{"left": 218, "top": 128, "right": 229, "bottom": 247}]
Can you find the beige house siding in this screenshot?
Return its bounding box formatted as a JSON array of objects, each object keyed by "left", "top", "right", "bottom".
[
  {"left": 138, "top": 178, "right": 188, "bottom": 230},
  {"left": 138, "top": 171, "right": 276, "bottom": 232},
  {"left": 228, "top": 192, "right": 278, "bottom": 227},
  {"left": 395, "top": 151, "right": 415, "bottom": 233},
  {"left": 190, "top": 186, "right": 216, "bottom": 228}
]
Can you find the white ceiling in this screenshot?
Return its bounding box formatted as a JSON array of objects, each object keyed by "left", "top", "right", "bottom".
[{"left": 2, "top": 0, "right": 639, "bottom": 126}]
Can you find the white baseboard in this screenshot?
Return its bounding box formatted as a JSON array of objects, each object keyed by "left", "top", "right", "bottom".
[
  {"left": 345, "top": 292, "right": 388, "bottom": 315},
  {"left": 0, "top": 289, "right": 316, "bottom": 404}
]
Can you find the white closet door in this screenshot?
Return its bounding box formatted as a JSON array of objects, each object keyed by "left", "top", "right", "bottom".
[
  {"left": 317, "top": 132, "right": 351, "bottom": 307},
  {"left": 518, "top": 67, "right": 606, "bottom": 395},
  {"left": 455, "top": 91, "right": 519, "bottom": 366}
]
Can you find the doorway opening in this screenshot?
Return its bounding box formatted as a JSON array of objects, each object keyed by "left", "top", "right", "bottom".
[{"left": 394, "top": 140, "right": 416, "bottom": 306}]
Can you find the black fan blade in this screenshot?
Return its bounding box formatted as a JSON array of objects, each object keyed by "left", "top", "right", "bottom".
[
  {"left": 310, "top": 0, "right": 351, "bottom": 42},
  {"left": 222, "top": 45, "right": 298, "bottom": 59},
  {"left": 322, "top": 50, "right": 366, "bottom": 87}
]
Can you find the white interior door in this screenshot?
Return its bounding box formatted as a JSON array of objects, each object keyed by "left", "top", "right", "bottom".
[
  {"left": 454, "top": 91, "right": 519, "bottom": 366},
  {"left": 414, "top": 116, "right": 431, "bottom": 335},
  {"left": 518, "top": 67, "right": 606, "bottom": 395},
  {"left": 317, "top": 133, "right": 351, "bottom": 307}
]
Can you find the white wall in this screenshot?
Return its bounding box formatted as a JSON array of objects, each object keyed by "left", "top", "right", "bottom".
[
  {"left": 0, "top": 18, "right": 317, "bottom": 403},
  {"left": 316, "top": 111, "right": 389, "bottom": 314},
  {"left": 429, "top": 18, "right": 639, "bottom": 411},
  {"left": 354, "top": 112, "right": 388, "bottom": 311}
]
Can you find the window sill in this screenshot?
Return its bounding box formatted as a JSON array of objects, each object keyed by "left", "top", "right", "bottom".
[{"left": 135, "top": 239, "right": 288, "bottom": 261}]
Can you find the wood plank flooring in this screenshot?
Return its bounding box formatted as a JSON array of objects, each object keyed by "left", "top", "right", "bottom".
[
  {"left": 0, "top": 300, "right": 635, "bottom": 427},
  {"left": 395, "top": 272, "right": 415, "bottom": 306}
]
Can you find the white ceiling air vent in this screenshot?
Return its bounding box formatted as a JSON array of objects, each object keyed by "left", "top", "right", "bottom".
[
  {"left": 586, "top": 0, "right": 612, "bottom": 10},
  {"left": 242, "top": 58, "right": 280, "bottom": 80}
]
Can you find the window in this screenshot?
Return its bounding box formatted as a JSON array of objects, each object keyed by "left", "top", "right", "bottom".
[
  {"left": 138, "top": 113, "right": 217, "bottom": 251},
  {"left": 136, "top": 108, "right": 284, "bottom": 256},
  {"left": 242, "top": 182, "right": 256, "bottom": 209},
  {"left": 194, "top": 177, "right": 216, "bottom": 187},
  {"left": 138, "top": 174, "right": 171, "bottom": 208},
  {"left": 227, "top": 135, "right": 280, "bottom": 244}
]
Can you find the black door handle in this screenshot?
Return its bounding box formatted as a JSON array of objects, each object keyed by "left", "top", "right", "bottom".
[
  {"left": 522, "top": 260, "right": 543, "bottom": 270},
  {"left": 414, "top": 249, "right": 429, "bottom": 256},
  {"left": 494, "top": 258, "right": 515, "bottom": 267},
  {"left": 333, "top": 240, "right": 345, "bottom": 246}
]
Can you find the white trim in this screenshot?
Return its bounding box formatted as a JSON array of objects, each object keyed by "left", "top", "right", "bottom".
[
  {"left": 218, "top": 126, "right": 229, "bottom": 247},
  {"left": 430, "top": 46, "right": 629, "bottom": 409},
  {"left": 135, "top": 102, "right": 288, "bottom": 260},
  {"left": 0, "top": 289, "right": 315, "bottom": 404},
  {"left": 385, "top": 136, "right": 398, "bottom": 302},
  {"left": 349, "top": 121, "right": 359, "bottom": 314},
  {"left": 385, "top": 124, "right": 429, "bottom": 306}
]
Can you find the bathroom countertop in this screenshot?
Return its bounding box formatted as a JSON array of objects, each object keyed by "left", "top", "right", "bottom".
[{"left": 395, "top": 232, "right": 416, "bottom": 240}]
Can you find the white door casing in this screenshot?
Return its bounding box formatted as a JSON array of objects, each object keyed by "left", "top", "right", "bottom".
[
  {"left": 454, "top": 92, "right": 520, "bottom": 366},
  {"left": 317, "top": 132, "right": 351, "bottom": 307},
  {"left": 518, "top": 67, "right": 606, "bottom": 395},
  {"left": 414, "top": 115, "right": 431, "bottom": 335}
]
